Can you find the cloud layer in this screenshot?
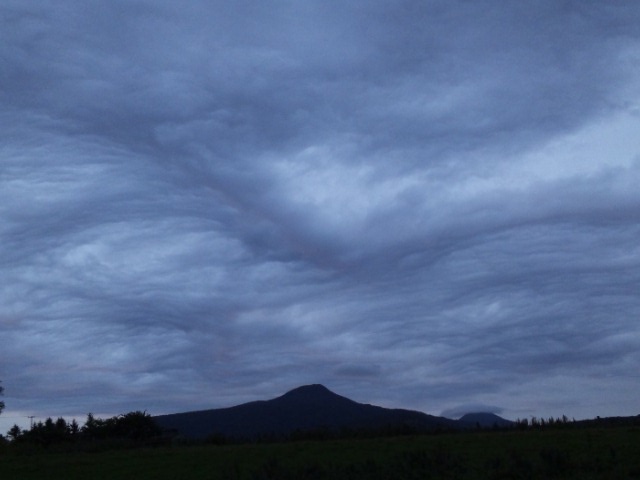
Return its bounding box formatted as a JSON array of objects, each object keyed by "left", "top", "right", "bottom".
[{"left": 2, "top": 1, "right": 640, "bottom": 432}]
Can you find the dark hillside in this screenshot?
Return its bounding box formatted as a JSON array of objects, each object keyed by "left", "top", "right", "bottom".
[
  {"left": 457, "top": 412, "right": 514, "bottom": 428},
  {"left": 154, "top": 384, "right": 458, "bottom": 440}
]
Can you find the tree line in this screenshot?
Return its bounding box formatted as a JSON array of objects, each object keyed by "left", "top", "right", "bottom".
[
  {"left": 3, "top": 411, "right": 162, "bottom": 449},
  {"left": 513, "top": 415, "right": 573, "bottom": 429},
  {"left": 0, "top": 381, "right": 162, "bottom": 448}
]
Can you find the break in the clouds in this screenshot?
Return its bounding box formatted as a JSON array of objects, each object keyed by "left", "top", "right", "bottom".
[{"left": 2, "top": 0, "right": 640, "bottom": 432}]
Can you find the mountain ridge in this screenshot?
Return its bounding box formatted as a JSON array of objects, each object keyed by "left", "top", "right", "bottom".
[{"left": 153, "top": 384, "right": 508, "bottom": 440}]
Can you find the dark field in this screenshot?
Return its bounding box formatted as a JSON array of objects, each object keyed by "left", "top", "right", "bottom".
[{"left": 1, "top": 426, "right": 639, "bottom": 479}]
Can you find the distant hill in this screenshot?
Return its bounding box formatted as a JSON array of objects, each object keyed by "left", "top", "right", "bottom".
[
  {"left": 573, "top": 414, "right": 640, "bottom": 428},
  {"left": 154, "top": 384, "right": 460, "bottom": 440},
  {"left": 457, "top": 412, "right": 514, "bottom": 428}
]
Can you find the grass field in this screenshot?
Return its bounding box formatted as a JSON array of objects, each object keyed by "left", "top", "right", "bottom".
[{"left": 1, "top": 426, "right": 639, "bottom": 479}]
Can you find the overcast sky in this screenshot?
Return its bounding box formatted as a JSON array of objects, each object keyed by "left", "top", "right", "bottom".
[{"left": 2, "top": 0, "right": 640, "bottom": 433}]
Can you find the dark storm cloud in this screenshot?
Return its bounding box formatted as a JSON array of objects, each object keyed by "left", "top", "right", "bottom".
[{"left": 2, "top": 0, "right": 640, "bottom": 432}]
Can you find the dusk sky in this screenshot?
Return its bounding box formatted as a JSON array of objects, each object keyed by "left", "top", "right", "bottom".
[{"left": 2, "top": 1, "right": 640, "bottom": 434}]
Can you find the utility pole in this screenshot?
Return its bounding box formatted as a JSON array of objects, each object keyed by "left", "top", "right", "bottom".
[{"left": 27, "top": 416, "right": 35, "bottom": 429}]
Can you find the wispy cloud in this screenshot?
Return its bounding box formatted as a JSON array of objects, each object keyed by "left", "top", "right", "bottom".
[{"left": 2, "top": 0, "right": 640, "bottom": 433}]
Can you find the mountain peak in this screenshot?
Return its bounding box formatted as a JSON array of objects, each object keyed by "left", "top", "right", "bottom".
[
  {"left": 275, "top": 384, "right": 353, "bottom": 407},
  {"left": 281, "top": 384, "right": 333, "bottom": 397}
]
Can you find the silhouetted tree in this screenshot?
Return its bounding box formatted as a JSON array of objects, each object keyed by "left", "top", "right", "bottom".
[
  {"left": 7, "top": 425, "right": 21, "bottom": 441},
  {"left": 80, "top": 411, "right": 161, "bottom": 443},
  {"left": 112, "top": 411, "right": 161, "bottom": 440},
  {"left": 81, "top": 412, "right": 104, "bottom": 439},
  {"left": 16, "top": 417, "right": 72, "bottom": 445},
  {"left": 70, "top": 418, "right": 80, "bottom": 436},
  {"left": 6, "top": 410, "right": 162, "bottom": 448},
  {"left": 0, "top": 381, "right": 4, "bottom": 415}
]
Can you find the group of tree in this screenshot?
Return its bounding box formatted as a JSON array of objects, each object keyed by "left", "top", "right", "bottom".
[
  {"left": 0, "top": 380, "right": 162, "bottom": 448},
  {"left": 513, "top": 415, "right": 573, "bottom": 430},
  {"left": 4, "top": 411, "right": 163, "bottom": 448}
]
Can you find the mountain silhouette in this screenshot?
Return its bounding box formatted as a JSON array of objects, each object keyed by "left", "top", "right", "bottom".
[
  {"left": 457, "top": 412, "right": 514, "bottom": 428},
  {"left": 154, "top": 384, "right": 459, "bottom": 440}
]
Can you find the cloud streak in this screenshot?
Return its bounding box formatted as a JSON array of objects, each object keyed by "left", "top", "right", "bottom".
[{"left": 2, "top": 1, "right": 640, "bottom": 432}]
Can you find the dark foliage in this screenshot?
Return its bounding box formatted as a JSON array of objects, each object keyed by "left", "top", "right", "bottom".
[
  {"left": 7, "top": 410, "right": 162, "bottom": 450},
  {"left": 2, "top": 423, "right": 640, "bottom": 478}
]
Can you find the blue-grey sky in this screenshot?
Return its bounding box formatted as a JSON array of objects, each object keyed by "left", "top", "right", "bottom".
[{"left": 2, "top": 0, "right": 640, "bottom": 433}]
